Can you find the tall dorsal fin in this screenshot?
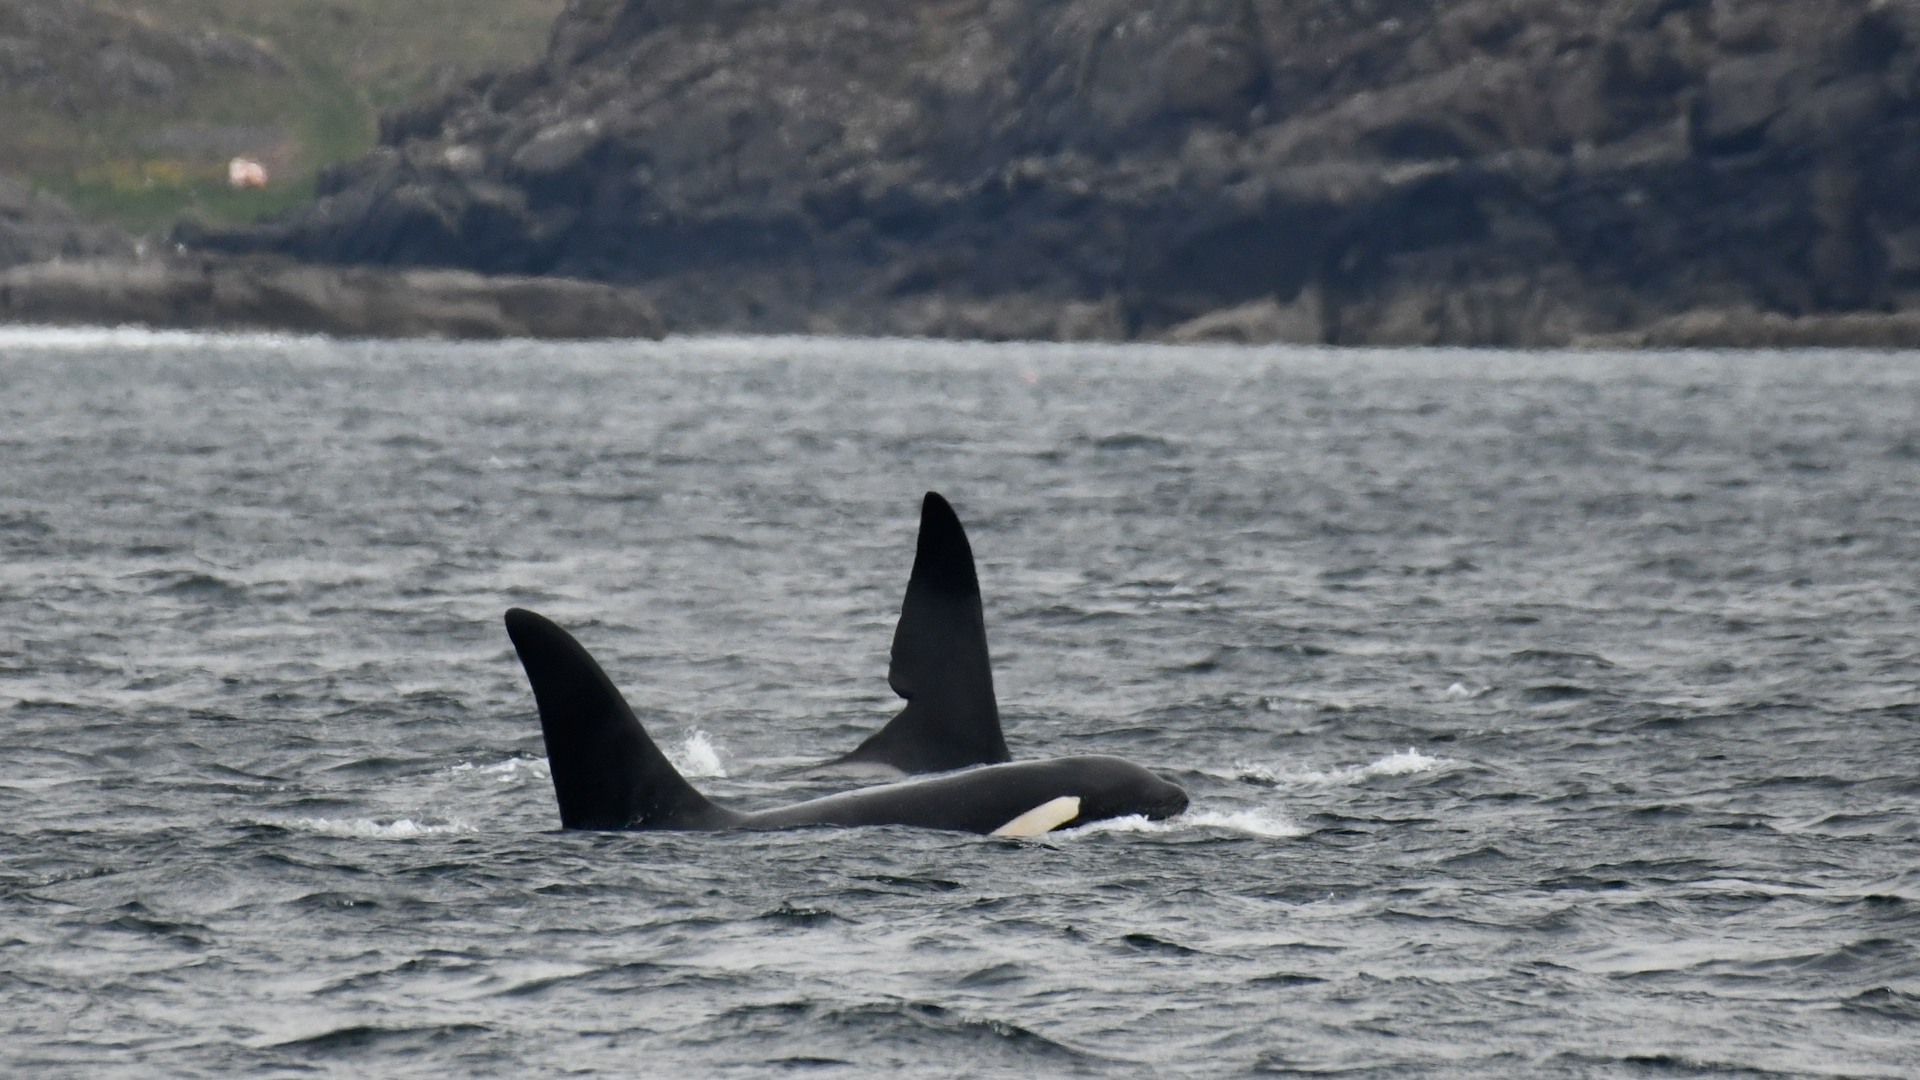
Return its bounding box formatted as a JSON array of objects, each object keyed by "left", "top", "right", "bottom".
[
  {"left": 504, "top": 608, "right": 736, "bottom": 830},
  {"left": 832, "top": 492, "right": 1010, "bottom": 774}
]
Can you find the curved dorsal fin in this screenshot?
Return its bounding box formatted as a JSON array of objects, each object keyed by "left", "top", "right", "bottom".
[
  {"left": 504, "top": 608, "right": 735, "bottom": 830},
  {"left": 832, "top": 492, "right": 1010, "bottom": 774}
]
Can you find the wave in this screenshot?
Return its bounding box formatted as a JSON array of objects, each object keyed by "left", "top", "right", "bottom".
[
  {"left": 284, "top": 817, "right": 472, "bottom": 838},
  {"left": 0, "top": 324, "right": 319, "bottom": 350},
  {"left": 446, "top": 738, "right": 721, "bottom": 785},
  {"left": 1067, "top": 807, "right": 1306, "bottom": 839},
  {"left": 449, "top": 757, "right": 550, "bottom": 783},
  {"left": 1232, "top": 748, "right": 1451, "bottom": 787}
]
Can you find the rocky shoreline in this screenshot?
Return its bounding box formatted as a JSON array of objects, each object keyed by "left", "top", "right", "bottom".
[
  {"left": 8, "top": 1, "right": 1920, "bottom": 347},
  {"left": 7, "top": 250, "right": 1918, "bottom": 348},
  {"left": 0, "top": 254, "right": 663, "bottom": 339},
  {"left": 173, "top": 0, "right": 1920, "bottom": 347}
]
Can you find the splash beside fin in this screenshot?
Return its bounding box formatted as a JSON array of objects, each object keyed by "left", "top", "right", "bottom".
[
  {"left": 990, "top": 795, "right": 1082, "bottom": 838},
  {"left": 505, "top": 608, "right": 738, "bottom": 831}
]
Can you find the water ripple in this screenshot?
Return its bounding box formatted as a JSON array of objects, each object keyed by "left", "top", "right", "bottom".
[{"left": 0, "top": 339, "right": 1916, "bottom": 1077}]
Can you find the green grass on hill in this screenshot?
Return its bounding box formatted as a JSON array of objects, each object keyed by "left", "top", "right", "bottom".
[{"left": 4, "top": 0, "right": 566, "bottom": 234}]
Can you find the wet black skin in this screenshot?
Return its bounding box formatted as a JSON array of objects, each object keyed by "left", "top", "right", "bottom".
[{"left": 826, "top": 491, "right": 1010, "bottom": 775}]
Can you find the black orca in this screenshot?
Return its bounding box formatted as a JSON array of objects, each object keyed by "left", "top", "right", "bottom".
[
  {"left": 825, "top": 491, "right": 1010, "bottom": 775},
  {"left": 504, "top": 608, "right": 1187, "bottom": 835}
]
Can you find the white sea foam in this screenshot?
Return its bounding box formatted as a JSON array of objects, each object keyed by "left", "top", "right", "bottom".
[
  {"left": 1357, "top": 748, "right": 1447, "bottom": 777},
  {"left": 668, "top": 730, "right": 728, "bottom": 778},
  {"left": 450, "top": 757, "right": 550, "bottom": 782},
  {"left": 1188, "top": 809, "right": 1310, "bottom": 837},
  {"left": 1233, "top": 748, "right": 1450, "bottom": 787},
  {"left": 1065, "top": 807, "right": 1306, "bottom": 839},
  {"left": 0, "top": 324, "right": 313, "bottom": 350},
  {"left": 1068, "top": 814, "right": 1162, "bottom": 835},
  {"left": 287, "top": 817, "right": 472, "bottom": 838}
]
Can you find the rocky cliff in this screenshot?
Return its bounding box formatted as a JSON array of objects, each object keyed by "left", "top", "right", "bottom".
[{"left": 188, "top": 0, "right": 1920, "bottom": 344}]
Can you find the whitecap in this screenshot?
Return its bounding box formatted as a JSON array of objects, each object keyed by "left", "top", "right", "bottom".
[
  {"left": 1062, "top": 807, "right": 1306, "bottom": 839},
  {"left": 1233, "top": 748, "right": 1451, "bottom": 787},
  {"left": 451, "top": 757, "right": 551, "bottom": 783},
  {"left": 1357, "top": 748, "right": 1447, "bottom": 777},
  {"left": 1187, "top": 809, "right": 1310, "bottom": 837},
  {"left": 1067, "top": 813, "right": 1162, "bottom": 835},
  {"left": 287, "top": 817, "right": 472, "bottom": 838},
  {"left": 0, "top": 324, "right": 315, "bottom": 350}
]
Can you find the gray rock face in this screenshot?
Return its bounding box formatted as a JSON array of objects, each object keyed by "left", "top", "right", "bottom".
[
  {"left": 0, "top": 255, "right": 665, "bottom": 339},
  {"left": 0, "top": 174, "right": 134, "bottom": 268},
  {"left": 0, "top": 0, "right": 281, "bottom": 112},
  {"left": 188, "top": 0, "right": 1920, "bottom": 344}
]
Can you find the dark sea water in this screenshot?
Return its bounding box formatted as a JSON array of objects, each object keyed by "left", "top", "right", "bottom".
[{"left": 1, "top": 330, "right": 1916, "bottom": 1078}]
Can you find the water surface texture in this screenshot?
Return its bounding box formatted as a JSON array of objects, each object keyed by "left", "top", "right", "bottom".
[{"left": 2, "top": 332, "right": 1917, "bottom": 1077}]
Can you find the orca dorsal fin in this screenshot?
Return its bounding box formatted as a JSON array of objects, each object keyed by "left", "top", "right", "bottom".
[
  {"left": 832, "top": 492, "right": 1010, "bottom": 774},
  {"left": 504, "top": 608, "right": 735, "bottom": 830}
]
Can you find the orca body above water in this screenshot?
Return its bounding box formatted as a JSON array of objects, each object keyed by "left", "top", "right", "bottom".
[
  {"left": 820, "top": 491, "right": 1009, "bottom": 775},
  {"left": 504, "top": 608, "right": 1188, "bottom": 835}
]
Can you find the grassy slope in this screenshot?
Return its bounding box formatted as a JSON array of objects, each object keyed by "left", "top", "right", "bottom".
[{"left": 6, "top": 0, "right": 565, "bottom": 233}]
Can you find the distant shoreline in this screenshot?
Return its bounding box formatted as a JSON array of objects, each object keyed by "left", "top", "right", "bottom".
[
  {"left": 4, "top": 254, "right": 1918, "bottom": 349},
  {"left": 0, "top": 255, "right": 663, "bottom": 341}
]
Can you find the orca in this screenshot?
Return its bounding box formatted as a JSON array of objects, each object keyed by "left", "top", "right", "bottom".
[
  {"left": 821, "top": 491, "right": 1009, "bottom": 775},
  {"left": 504, "top": 608, "right": 1187, "bottom": 835}
]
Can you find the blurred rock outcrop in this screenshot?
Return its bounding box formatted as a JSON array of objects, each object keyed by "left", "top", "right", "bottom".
[
  {"left": 186, "top": 0, "right": 1920, "bottom": 345},
  {"left": 0, "top": 255, "right": 664, "bottom": 339},
  {"left": 0, "top": 175, "right": 135, "bottom": 268},
  {"left": 0, "top": 0, "right": 281, "bottom": 113}
]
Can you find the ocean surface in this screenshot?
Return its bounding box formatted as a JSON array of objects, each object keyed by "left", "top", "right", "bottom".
[{"left": 1, "top": 330, "right": 1916, "bottom": 1078}]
